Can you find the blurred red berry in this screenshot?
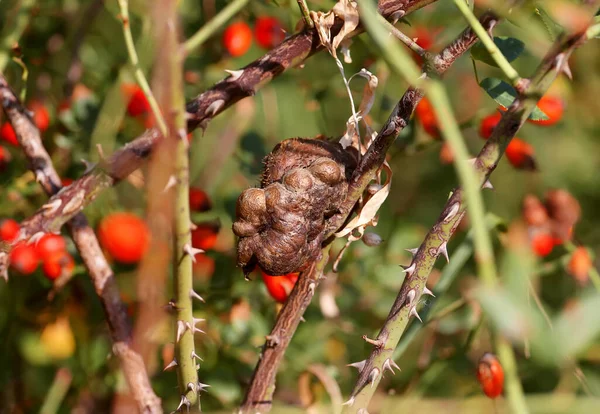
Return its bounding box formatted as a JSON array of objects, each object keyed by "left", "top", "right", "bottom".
[
  {"left": 531, "top": 232, "right": 554, "bottom": 257},
  {"left": 223, "top": 22, "right": 252, "bottom": 57},
  {"left": 125, "top": 85, "right": 151, "bottom": 117},
  {"left": 0, "top": 122, "right": 18, "bottom": 146},
  {"left": 567, "top": 247, "right": 593, "bottom": 284},
  {"left": 9, "top": 242, "right": 39, "bottom": 275},
  {"left": 415, "top": 97, "right": 440, "bottom": 139},
  {"left": 477, "top": 353, "right": 504, "bottom": 399},
  {"left": 528, "top": 96, "right": 564, "bottom": 126},
  {"left": 479, "top": 111, "right": 502, "bottom": 140},
  {"left": 505, "top": 138, "right": 536, "bottom": 170},
  {"left": 260, "top": 270, "right": 299, "bottom": 303},
  {"left": 28, "top": 100, "right": 51, "bottom": 132},
  {"left": 42, "top": 251, "right": 75, "bottom": 281},
  {"left": 191, "top": 223, "right": 220, "bottom": 251},
  {"left": 35, "top": 233, "right": 67, "bottom": 261},
  {"left": 98, "top": 212, "right": 149, "bottom": 264},
  {"left": 189, "top": 188, "right": 212, "bottom": 212},
  {"left": 61, "top": 178, "right": 73, "bottom": 187},
  {"left": 0, "top": 219, "right": 20, "bottom": 242},
  {"left": 254, "top": 16, "right": 285, "bottom": 49},
  {"left": 439, "top": 142, "right": 454, "bottom": 165}
]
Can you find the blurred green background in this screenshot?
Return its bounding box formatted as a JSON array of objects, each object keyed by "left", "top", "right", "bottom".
[{"left": 1, "top": 0, "right": 600, "bottom": 412}]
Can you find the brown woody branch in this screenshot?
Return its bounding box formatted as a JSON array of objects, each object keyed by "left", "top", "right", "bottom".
[
  {"left": 239, "top": 11, "right": 497, "bottom": 414},
  {"left": 1, "top": 0, "right": 435, "bottom": 257},
  {"left": 0, "top": 74, "right": 162, "bottom": 414},
  {"left": 346, "top": 4, "right": 600, "bottom": 412}
]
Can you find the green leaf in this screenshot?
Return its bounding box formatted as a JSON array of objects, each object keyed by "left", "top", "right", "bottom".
[
  {"left": 471, "top": 37, "right": 525, "bottom": 67},
  {"left": 479, "top": 77, "right": 549, "bottom": 121}
]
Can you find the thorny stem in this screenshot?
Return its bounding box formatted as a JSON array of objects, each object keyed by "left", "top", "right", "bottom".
[
  {"left": 388, "top": 22, "right": 431, "bottom": 60},
  {"left": 0, "top": 74, "right": 162, "bottom": 413},
  {"left": 0, "top": 0, "right": 36, "bottom": 71},
  {"left": 344, "top": 4, "right": 599, "bottom": 412},
  {"left": 394, "top": 215, "right": 504, "bottom": 360},
  {"left": 297, "top": 0, "right": 314, "bottom": 29},
  {"left": 453, "top": 0, "right": 522, "bottom": 87},
  {"left": 182, "top": 0, "right": 250, "bottom": 55},
  {"left": 240, "top": 247, "right": 331, "bottom": 413},
  {"left": 117, "top": 0, "right": 168, "bottom": 136}
]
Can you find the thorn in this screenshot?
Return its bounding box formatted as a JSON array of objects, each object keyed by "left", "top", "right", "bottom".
[
  {"left": 81, "top": 159, "right": 96, "bottom": 175},
  {"left": 163, "top": 299, "right": 181, "bottom": 312},
  {"left": 191, "top": 351, "right": 204, "bottom": 361},
  {"left": 422, "top": 286, "right": 435, "bottom": 297},
  {"left": 28, "top": 231, "right": 46, "bottom": 245},
  {"left": 193, "top": 317, "right": 205, "bottom": 325},
  {"left": 197, "top": 382, "right": 211, "bottom": 392},
  {"left": 190, "top": 289, "right": 205, "bottom": 302},
  {"left": 561, "top": 61, "right": 573, "bottom": 80},
  {"left": 467, "top": 158, "right": 477, "bottom": 165},
  {"left": 176, "top": 320, "right": 187, "bottom": 343},
  {"left": 347, "top": 360, "right": 366, "bottom": 371},
  {"left": 442, "top": 202, "right": 460, "bottom": 223},
  {"left": 362, "top": 335, "right": 384, "bottom": 348},
  {"left": 300, "top": 316, "right": 306, "bottom": 323},
  {"left": 410, "top": 306, "right": 423, "bottom": 323},
  {"left": 183, "top": 243, "right": 204, "bottom": 263},
  {"left": 382, "top": 358, "right": 396, "bottom": 376},
  {"left": 186, "top": 382, "right": 196, "bottom": 393},
  {"left": 96, "top": 144, "right": 105, "bottom": 161},
  {"left": 357, "top": 409, "right": 369, "bottom": 414},
  {"left": 224, "top": 69, "right": 244, "bottom": 81},
  {"left": 176, "top": 395, "right": 190, "bottom": 413},
  {"left": 190, "top": 222, "right": 198, "bottom": 231},
  {"left": 438, "top": 241, "right": 449, "bottom": 263},
  {"left": 342, "top": 397, "right": 355, "bottom": 407},
  {"left": 308, "top": 282, "right": 316, "bottom": 295},
  {"left": 163, "top": 358, "right": 178, "bottom": 371},
  {"left": 206, "top": 99, "right": 225, "bottom": 117},
  {"left": 405, "top": 248, "right": 419, "bottom": 257},
  {"left": 401, "top": 263, "right": 416, "bottom": 275},
  {"left": 482, "top": 179, "right": 494, "bottom": 190},
  {"left": 41, "top": 199, "right": 62, "bottom": 215},
  {"left": 406, "top": 289, "right": 416, "bottom": 305},
  {"left": 163, "top": 175, "right": 178, "bottom": 193},
  {"left": 368, "top": 367, "right": 380, "bottom": 388}
]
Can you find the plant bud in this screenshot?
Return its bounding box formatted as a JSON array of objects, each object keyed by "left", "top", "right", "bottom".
[{"left": 362, "top": 232, "right": 383, "bottom": 247}]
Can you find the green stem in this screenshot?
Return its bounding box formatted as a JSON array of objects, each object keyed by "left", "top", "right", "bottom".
[
  {"left": 496, "top": 336, "right": 530, "bottom": 413},
  {"left": 39, "top": 368, "right": 72, "bottom": 414},
  {"left": 427, "top": 81, "right": 497, "bottom": 286},
  {"left": 0, "top": 0, "right": 36, "bottom": 72},
  {"left": 182, "top": 0, "right": 250, "bottom": 55},
  {"left": 296, "top": 0, "right": 314, "bottom": 29},
  {"left": 453, "top": 0, "right": 522, "bottom": 87},
  {"left": 117, "top": 0, "right": 168, "bottom": 136}
]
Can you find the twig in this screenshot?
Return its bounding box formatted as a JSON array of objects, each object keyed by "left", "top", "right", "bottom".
[
  {"left": 344, "top": 3, "right": 599, "bottom": 412},
  {"left": 453, "top": 0, "right": 522, "bottom": 88},
  {"left": 0, "top": 74, "right": 162, "bottom": 413},
  {"left": 0, "top": 0, "right": 437, "bottom": 262},
  {"left": 39, "top": 368, "right": 72, "bottom": 414},
  {"left": 0, "top": 0, "right": 36, "bottom": 71},
  {"left": 388, "top": 24, "right": 431, "bottom": 60},
  {"left": 117, "top": 0, "right": 168, "bottom": 136},
  {"left": 297, "top": 0, "right": 314, "bottom": 29},
  {"left": 182, "top": 0, "right": 250, "bottom": 55},
  {"left": 239, "top": 247, "right": 330, "bottom": 413}
]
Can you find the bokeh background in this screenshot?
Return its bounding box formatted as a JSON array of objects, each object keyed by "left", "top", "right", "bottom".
[{"left": 1, "top": 0, "right": 600, "bottom": 412}]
